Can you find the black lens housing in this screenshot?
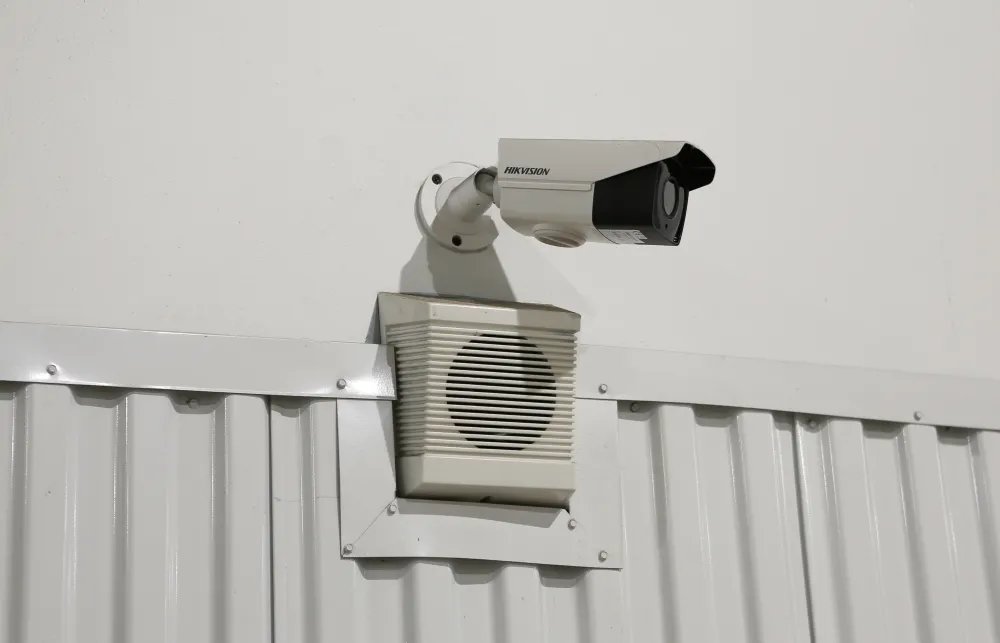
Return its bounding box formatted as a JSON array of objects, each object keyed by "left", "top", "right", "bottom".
[{"left": 592, "top": 143, "right": 715, "bottom": 246}]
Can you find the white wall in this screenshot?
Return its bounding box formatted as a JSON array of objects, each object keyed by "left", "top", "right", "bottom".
[{"left": 1, "top": 0, "right": 997, "bottom": 378}]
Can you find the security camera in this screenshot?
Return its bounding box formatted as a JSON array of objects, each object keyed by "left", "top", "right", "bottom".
[{"left": 415, "top": 139, "right": 715, "bottom": 251}]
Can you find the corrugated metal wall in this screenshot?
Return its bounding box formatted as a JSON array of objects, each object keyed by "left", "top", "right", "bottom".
[
  {"left": 270, "top": 399, "right": 1000, "bottom": 643},
  {"left": 798, "top": 419, "right": 1000, "bottom": 643},
  {"left": 270, "top": 396, "right": 630, "bottom": 643},
  {"left": 617, "top": 404, "right": 810, "bottom": 643},
  {"left": 3, "top": 383, "right": 999, "bottom": 643},
  {"left": 0, "top": 383, "right": 271, "bottom": 643}
]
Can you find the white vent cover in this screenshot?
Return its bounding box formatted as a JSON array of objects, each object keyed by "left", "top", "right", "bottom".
[{"left": 377, "top": 292, "right": 580, "bottom": 506}]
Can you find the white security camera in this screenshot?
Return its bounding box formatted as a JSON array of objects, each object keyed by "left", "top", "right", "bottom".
[{"left": 415, "top": 139, "right": 715, "bottom": 251}]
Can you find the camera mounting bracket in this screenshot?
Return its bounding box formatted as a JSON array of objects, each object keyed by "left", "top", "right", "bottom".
[{"left": 415, "top": 162, "right": 499, "bottom": 253}]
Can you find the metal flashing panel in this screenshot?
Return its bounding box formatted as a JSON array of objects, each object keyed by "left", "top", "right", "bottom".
[
  {"left": 0, "top": 321, "right": 396, "bottom": 400},
  {"left": 335, "top": 398, "right": 624, "bottom": 569},
  {"left": 578, "top": 345, "right": 1000, "bottom": 431},
  {"left": 2, "top": 320, "right": 998, "bottom": 430},
  {"left": 0, "top": 383, "right": 271, "bottom": 643}
]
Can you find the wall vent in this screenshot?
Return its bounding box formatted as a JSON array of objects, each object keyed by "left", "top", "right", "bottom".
[{"left": 377, "top": 293, "right": 579, "bottom": 506}]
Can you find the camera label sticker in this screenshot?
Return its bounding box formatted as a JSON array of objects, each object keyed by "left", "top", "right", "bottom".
[{"left": 599, "top": 229, "right": 647, "bottom": 244}]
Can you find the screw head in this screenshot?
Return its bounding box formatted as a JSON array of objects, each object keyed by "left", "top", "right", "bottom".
[
  {"left": 387, "top": 503, "right": 398, "bottom": 515},
  {"left": 343, "top": 544, "right": 354, "bottom": 555},
  {"left": 431, "top": 174, "right": 443, "bottom": 185},
  {"left": 568, "top": 518, "right": 578, "bottom": 530},
  {"left": 598, "top": 384, "right": 608, "bottom": 394},
  {"left": 808, "top": 419, "right": 818, "bottom": 429},
  {"left": 45, "top": 364, "right": 58, "bottom": 376},
  {"left": 913, "top": 411, "right": 923, "bottom": 421},
  {"left": 629, "top": 402, "right": 640, "bottom": 413},
  {"left": 336, "top": 378, "right": 348, "bottom": 390},
  {"left": 598, "top": 550, "right": 609, "bottom": 562},
  {"left": 187, "top": 398, "right": 199, "bottom": 409}
]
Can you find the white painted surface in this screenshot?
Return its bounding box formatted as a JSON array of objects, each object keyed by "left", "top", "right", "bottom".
[
  {"left": 0, "top": 383, "right": 271, "bottom": 643},
  {"left": 1, "top": 1, "right": 998, "bottom": 378}
]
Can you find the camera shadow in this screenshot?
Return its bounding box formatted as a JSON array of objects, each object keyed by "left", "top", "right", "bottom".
[{"left": 398, "top": 237, "right": 516, "bottom": 303}]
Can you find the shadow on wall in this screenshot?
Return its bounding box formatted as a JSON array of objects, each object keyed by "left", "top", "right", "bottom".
[
  {"left": 362, "top": 238, "right": 515, "bottom": 343},
  {"left": 398, "top": 238, "right": 515, "bottom": 303},
  {"left": 380, "top": 196, "right": 591, "bottom": 343}
]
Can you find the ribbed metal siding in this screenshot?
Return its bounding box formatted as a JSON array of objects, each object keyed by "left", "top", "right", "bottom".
[
  {"left": 271, "top": 400, "right": 812, "bottom": 643},
  {"left": 5, "top": 386, "right": 998, "bottom": 643},
  {"left": 271, "top": 400, "right": 1000, "bottom": 643},
  {"left": 618, "top": 404, "right": 810, "bottom": 643},
  {"left": 798, "top": 419, "right": 1000, "bottom": 643},
  {"left": 0, "top": 383, "right": 271, "bottom": 643},
  {"left": 270, "top": 396, "right": 625, "bottom": 643}
]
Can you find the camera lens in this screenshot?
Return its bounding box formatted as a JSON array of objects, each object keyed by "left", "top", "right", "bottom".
[{"left": 662, "top": 179, "right": 679, "bottom": 218}]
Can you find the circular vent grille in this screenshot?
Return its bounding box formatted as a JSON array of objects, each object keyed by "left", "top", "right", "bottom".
[{"left": 446, "top": 333, "right": 557, "bottom": 451}]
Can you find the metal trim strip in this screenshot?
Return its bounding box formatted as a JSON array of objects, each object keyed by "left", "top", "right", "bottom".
[
  {"left": 1, "top": 321, "right": 997, "bottom": 429},
  {"left": 0, "top": 321, "right": 395, "bottom": 400},
  {"left": 578, "top": 345, "right": 1000, "bottom": 431}
]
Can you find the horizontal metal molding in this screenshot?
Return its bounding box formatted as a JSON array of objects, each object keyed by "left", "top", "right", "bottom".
[
  {"left": 579, "top": 344, "right": 1000, "bottom": 431},
  {"left": 2, "top": 320, "right": 997, "bottom": 430},
  {"left": 0, "top": 320, "right": 395, "bottom": 400}
]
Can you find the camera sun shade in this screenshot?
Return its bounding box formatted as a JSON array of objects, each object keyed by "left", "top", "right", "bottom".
[{"left": 592, "top": 144, "right": 715, "bottom": 246}]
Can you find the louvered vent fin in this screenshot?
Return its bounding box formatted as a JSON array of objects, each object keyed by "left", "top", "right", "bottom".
[{"left": 378, "top": 293, "right": 580, "bottom": 507}]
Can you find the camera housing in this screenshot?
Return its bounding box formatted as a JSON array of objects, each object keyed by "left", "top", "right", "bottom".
[{"left": 496, "top": 139, "right": 716, "bottom": 247}]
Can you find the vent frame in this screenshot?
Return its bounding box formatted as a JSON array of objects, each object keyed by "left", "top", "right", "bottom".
[{"left": 378, "top": 293, "right": 581, "bottom": 507}]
